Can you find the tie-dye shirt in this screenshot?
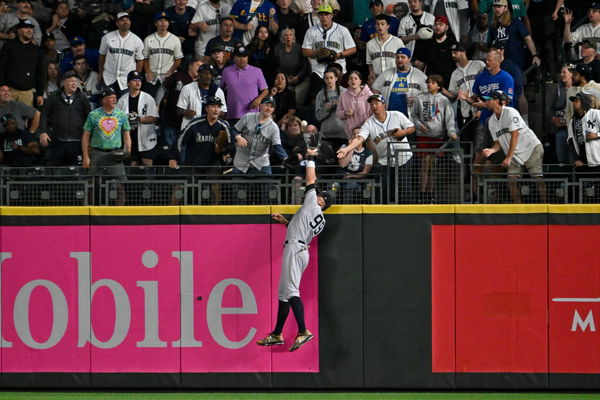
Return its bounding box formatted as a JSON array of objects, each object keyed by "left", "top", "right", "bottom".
[{"left": 83, "top": 107, "right": 131, "bottom": 150}]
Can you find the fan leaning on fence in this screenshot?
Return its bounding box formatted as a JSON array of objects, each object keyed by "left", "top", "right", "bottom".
[{"left": 480, "top": 90, "right": 546, "bottom": 204}]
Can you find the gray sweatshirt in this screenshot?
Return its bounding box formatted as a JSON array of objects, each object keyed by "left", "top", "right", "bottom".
[{"left": 411, "top": 92, "right": 457, "bottom": 139}]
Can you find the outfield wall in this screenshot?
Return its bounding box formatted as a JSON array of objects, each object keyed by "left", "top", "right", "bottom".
[{"left": 0, "top": 205, "right": 599, "bottom": 389}]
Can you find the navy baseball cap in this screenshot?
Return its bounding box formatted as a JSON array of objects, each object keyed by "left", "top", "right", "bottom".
[
  {"left": 490, "top": 39, "right": 505, "bottom": 49},
  {"left": 233, "top": 46, "right": 249, "bottom": 57},
  {"left": 101, "top": 87, "right": 117, "bottom": 98},
  {"left": 205, "top": 96, "right": 223, "bottom": 106},
  {"left": 70, "top": 36, "right": 85, "bottom": 45},
  {"left": 574, "top": 63, "right": 593, "bottom": 80},
  {"left": 154, "top": 11, "right": 169, "bottom": 21},
  {"left": 591, "top": 2, "right": 600, "bottom": 10},
  {"left": 396, "top": 47, "right": 412, "bottom": 58},
  {"left": 16, "top": 19, "right": 34, "bottom": 29},
  {"left": 0, "top": 113, "right": 16, "bottom": 127},
  {"left": 317, "top": 189, "right": 333, "bottom": 211},
  {"left": 127, "top": 70, "right": 142, "bottom": 82},
  {"left": 369, "top": 0, "right": 383, "bottom": 7},
  {"left": 198, "top": 63, "right": 217, "bottom": 75},
  {"left": 450, "top": 43, "right": 466, "bottom": 52},
  {"left": 367, "top": 94, "right": 385, "bottom": 104}
]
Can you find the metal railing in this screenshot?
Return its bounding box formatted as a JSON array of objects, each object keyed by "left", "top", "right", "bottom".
[{"left": 0, "top": 155, "right": 600, "bottom": 205}]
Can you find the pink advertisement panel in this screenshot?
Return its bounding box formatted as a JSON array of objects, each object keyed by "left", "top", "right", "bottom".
[
  {"left": 1, "top": 223, "right": 319, "bottom": 373},
  {"left": 1, "top": 226, "right": 91, "bottom": 372},
  {"left": 270, "top": 225, "right": 319, "bottom": 373},
  {"left": 89, "top": 225, "right": 181, "bottom": 373}
]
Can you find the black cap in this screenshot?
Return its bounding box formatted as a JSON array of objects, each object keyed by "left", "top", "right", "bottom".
[
  {"left": 450, "top": 43, "right": 466, "bottom": 52},
  {"left": 489, "top": 39, "right": 505, "bottom": 49},
  {"left": 0, "top": 113, "right": 16, "bottom": 127},
  {"left": 481, "top": 90, "right": 509, "bottom": 102},
  {"left": 369, "top": 0, "right": 383, "bottom": 7},
  {"left": 127, "top": 70, "right": 142, "bottom": 82},
  {"left": 317, "top": 189, "right": 333, "bottom": 211},
  {"left": 569, "top": 91, "right": 594, "bottom": 111},
  {"left": 198, "top": 64, "right": 217, "bottom": 75},
  {"left": 580, "top": 39, "right": 597, "bottom": 50},
  {"left": 261, "top": 96, "right": 275, "bottom": 105},
  {"left": 42, "top": 31, "right": 55, "bottom": 41},
  {"left": 205, "top": 96, "right": 222, "bottom": 106},
  {"left": 574, "top": 63, "right": 593, "bottom": 81},
  {"left": 208, "top": 44, "right": 225, "bottom": 54},
  {"left": 591, "top": 2, "right": 600, "bottom": 10},
  {"left": 101, "top": 87, "right": 116, "bottom": 98},
  {"left": 233, "top": 46, "right": 249, "bottom": 57},
  {"left": 62, "top": 70, "right": 78, "bottom": 80},
  {"left": 16, "top": 19, "right": 34, "bottom": 29}
]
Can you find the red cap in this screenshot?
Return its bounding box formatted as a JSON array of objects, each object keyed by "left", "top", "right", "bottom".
[{"left": 434, "top": 15, "right": 449, "bottom": 25}]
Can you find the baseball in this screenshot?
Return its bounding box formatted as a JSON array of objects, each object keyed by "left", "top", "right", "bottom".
[{"left": 301, "top": 120, "right": 308, "bottom": 128}]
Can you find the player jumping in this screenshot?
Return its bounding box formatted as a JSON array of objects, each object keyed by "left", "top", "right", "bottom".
[{"left": 257, "top": 149, "right": 332, "bottom": 352}]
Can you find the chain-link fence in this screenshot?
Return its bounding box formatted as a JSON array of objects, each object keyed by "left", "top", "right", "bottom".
[
  {"left": 0, "top": 160, "right": 599, "bottom": 205},
  {"left": 390, "top": 144, "right": 465, "bottom": 204}
]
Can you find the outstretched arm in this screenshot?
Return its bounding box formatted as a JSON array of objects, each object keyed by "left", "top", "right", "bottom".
[
  {"left": 271, "top": 213, "right": 289, "bottom": 226},
  {"left": 305, "top": 148, "right": 317, "bottom": 186}
]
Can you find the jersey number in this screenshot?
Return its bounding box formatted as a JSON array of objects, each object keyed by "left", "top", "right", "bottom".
[{"left": 309, "top": 214, "right": 325, "bottom": 235}]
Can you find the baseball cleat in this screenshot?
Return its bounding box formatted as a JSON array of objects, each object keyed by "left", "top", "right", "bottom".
[
  {"left": 289, "top": 330, "right": 313, "bottom": 352},
  {"left": 257, "top": 333, "right": 284, "bottom": 346}
]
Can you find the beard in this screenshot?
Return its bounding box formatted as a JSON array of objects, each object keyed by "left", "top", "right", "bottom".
[{"left": 433, "top": 31, "right": 445, "bottom": 39}]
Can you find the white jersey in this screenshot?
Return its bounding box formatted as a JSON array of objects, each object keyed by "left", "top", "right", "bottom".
[
  {"left": 99, "top": 30, "right": 145, "bottom": 90},
  {"left": 448, "top": 59, "right": 485, "bottom": 117},
  {"left": 425, "top": 0, "right": 468, "bottom": 41},
  {"left": 285, "top": 187, "right": 325, "bottom": 245},
  {"left": 366, "top": 35, "right": 405, "bottom": 77},
  {"left": 488, "top": 106, "right": 541, "bottom": 166},
  {"left": 143, "top": 32, "right": 184, "bottom": 84},
  {"left": 359, "top": 110, "right": 414, "bottom": 166},
  {"left": 191, "top": 0, "right": 232, "bottom": 56},
  {"left": 117, "top": 91, "right": 160, "bottom": 151},
  {"left": 582, "top": 108, "right": 600, "bottom": 167},
  {"left": 570, "top": 23, "right": 600, "bottom": 56},
  {"left": 302, "top": 22, "right": 356, "bottom": 78},
  {"left": 177, "top": 81, "right": 228, "bottom": 129},
  {"left": 397, "top": 12, "right": 435, "bottom": 53}
]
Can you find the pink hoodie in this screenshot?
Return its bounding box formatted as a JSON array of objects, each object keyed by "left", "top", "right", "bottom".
[{"left": 336, "top": 84, "right": 373, "bottom": 140}]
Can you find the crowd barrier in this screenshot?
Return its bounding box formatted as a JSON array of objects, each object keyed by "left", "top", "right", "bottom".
[{"left": 0, "top": 205, "right": 599, "bottom": 390}]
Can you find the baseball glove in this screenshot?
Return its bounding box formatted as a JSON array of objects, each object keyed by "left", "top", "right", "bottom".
[
  {"left": 215, "top": 130, "right": 228, "bottom": 154},
  {"left": 282, "top": 154, "right": 301, "bottom": 169},
  {"left": 417, "top": 26, "right": 434, "bottom": 40},
  {"left": 315, "top": 47, "right": 337, "bottom": 64},
  {"left": 111, "top": 148, "right": 129, "bottom": 162}
]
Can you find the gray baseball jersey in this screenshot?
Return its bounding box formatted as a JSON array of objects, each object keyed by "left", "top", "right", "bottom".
[
  {"left": 278, "top": 186, "right": 325, "bottom": 301},
  {"left": 233, "top": 112, "right": 280, "bottom": 172}
]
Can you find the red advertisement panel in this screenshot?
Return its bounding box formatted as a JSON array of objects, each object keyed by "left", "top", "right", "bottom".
[
  {"left": 453, "top": 225, "right": 548, "bottom": 373},
  {"left": 549, "top": 225, "right": 600, "bottom": 373}
]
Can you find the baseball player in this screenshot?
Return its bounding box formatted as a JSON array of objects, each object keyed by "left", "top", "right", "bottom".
[{"left": 257, "top": 149, "right": 332, "bottom": 352}]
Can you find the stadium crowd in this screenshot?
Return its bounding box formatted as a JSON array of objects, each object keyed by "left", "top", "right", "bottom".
[{"left": 0, "top": 0, "right": 598, "bottom": 203}]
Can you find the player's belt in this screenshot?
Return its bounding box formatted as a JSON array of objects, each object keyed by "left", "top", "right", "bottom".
[{"left": 284, "top": 239, "right": 306, "bottom": 245}]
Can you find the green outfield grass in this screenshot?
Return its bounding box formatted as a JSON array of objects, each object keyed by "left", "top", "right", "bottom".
[{"left": 0, "top": 392, "right": 599, "bottom": 400}]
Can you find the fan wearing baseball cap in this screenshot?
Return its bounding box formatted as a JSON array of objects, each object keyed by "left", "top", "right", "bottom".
[
  {"left": 482, "top": 90, "right": 546, "bottom": 203},
  {"left": 412, "top": 14, "right": 457, "bottom": 88},
  {"left": 372, "top": 46, "right": 427, "bottom": 119},
  {"left": 563, "top": 3, "right": 600, "bottom": 59},
  {"left": 115, "top": 71, "right": 159, "bottom": 167},
  {"left": 576, "top": 40, "right": 600, "bottom": 82}
]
